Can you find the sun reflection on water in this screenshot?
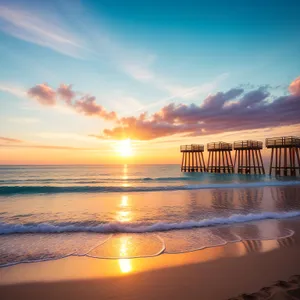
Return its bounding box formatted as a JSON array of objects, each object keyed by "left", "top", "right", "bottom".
[
  {"left": 122, "top": 164, "right": 128, "bottom": 180},
  {"left": 117, "top": 211, "right": 131, "bottom": 222},
  {"left": 116, "top": 195, "right": 132, "bottom": 222},
  {"left": 120, "top": 236, "right": 130, "bottom": 257},
  {"left": 121, "top": 195, "right": 128, "bottom": 207}
]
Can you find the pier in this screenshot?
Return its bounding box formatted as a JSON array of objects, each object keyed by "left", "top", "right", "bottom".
[
  {"left": 207, "top": 142, "right": 234, "bottom": 173},
  {"left": 180, "top": 136, "right": 300, "bottom": 176},
  {"left": 266, "top": 136, "right": 300, "bottom": 176},
  {"left": 233, "top": 140, "right": 265, "bottom": 174},
  {"left": 180, "top": 144, "right": 206, "bottom": 172}
]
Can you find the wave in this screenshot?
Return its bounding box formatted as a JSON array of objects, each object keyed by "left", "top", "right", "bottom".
[
  {"left": 0, "top": 176, "right": 199, "bottom": 184},
  {"left": 1, "top": 211, "right": 300, "bottom": 234},
  {"left": 1, "top": 172, "right": 285, "bottom": 185},
  {"left": 1, "top": 180, "right": 300, "bottom": 195}
]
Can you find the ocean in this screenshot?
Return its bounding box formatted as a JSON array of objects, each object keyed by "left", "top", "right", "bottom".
[{"left": 1, "top": 164, "right": 300, "bottom": 267}]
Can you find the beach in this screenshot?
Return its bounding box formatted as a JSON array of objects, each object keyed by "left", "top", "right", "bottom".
[
  {"left": 1, "top": 219, "right": 300, "bottom": 300},
  {"left": 1, "top": 0, "right": 300, "bottom": 297},
  {"left": 1, "top": 165, "right": 300, "bottom": 299}
]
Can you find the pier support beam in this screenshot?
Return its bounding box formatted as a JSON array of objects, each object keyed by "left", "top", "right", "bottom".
[
  {"left": 207, "top": 142, "right": 233, "bottom": 173},
  {"left": 266, "top": 136, "right": 300, "bottom": 176},
  {"left": 180, "top": 144, "right": 206, "bottom": 172},
  {"left": 233, "top": 140, "right": 265, "bottom": 174}
]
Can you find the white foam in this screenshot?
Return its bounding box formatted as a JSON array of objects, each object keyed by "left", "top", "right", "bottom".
[{"left": 1, "top": 211, "right": 300, "bottom": 234}]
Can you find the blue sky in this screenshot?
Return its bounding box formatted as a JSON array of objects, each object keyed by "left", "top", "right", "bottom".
[{"left": 0, "top": 0, "right": 300, "bottom": 163}]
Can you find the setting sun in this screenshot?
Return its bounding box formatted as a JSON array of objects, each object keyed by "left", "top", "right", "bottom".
[{"left": 116, "top": 139, "right": 133, "bottom": 157}]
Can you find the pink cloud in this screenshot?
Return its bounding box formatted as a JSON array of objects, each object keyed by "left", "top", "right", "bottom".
[
  {"left": 57, "top": 84, "right": 75, "bottom": 104},
  {"left": 28, "top": 83, "right": 56, "bottom": 106},
  {"left": 289, "top": 77, "right": 300, "bottom": 96},
  {"left": 0, "top": 144, "right": 93, "bottom": 150},
  {"left": 0, "top": 136, "right": 23, "bottom": 143},
  {"left": 28, "top": 83, "right": 117, "bottom": 121},
  {"left": 96, "top": 77, "right": 300, "bottom": 140},
  {"left": 73, "top": 96, "right": 117, "bottom": 121}
]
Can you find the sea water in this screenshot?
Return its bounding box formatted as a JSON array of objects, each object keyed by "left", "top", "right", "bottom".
[{"left": 0, "top": 164, "right": 300, "bottom": 267}]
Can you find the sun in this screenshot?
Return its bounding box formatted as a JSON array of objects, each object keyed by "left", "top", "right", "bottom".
[{"left": 116, "top": 139, "right": 133, "bottom": 157}]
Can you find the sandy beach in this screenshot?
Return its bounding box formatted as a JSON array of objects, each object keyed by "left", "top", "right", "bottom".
[{"left": 1, "top": 219, "right": 300, "bottom": 300}]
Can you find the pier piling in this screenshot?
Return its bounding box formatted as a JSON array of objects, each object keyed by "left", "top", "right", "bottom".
[
  {"left": 180, "top": 144, "right": 206, "bottom": 172},
  {"left": 207, "top": 142, "right": 234, "bottom": 173},
  {"left": 233, "top": 140, "right": 265, "bottom": 174},
  {"left": 266, "top": 136, "right": 300, "bottom": 176}
]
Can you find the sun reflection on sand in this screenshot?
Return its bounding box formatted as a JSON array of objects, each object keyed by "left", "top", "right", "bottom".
[
  {"left": 118, "top": 259, "right": 132, "bottom": 273},
  {"left": 118, "top": 235, "right": 133, "bottom": 273}
]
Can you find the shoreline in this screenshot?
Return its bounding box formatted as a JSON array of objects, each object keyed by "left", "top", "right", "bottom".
[{"left": 1, "top": 227, "right": 300, "bottom": 300}]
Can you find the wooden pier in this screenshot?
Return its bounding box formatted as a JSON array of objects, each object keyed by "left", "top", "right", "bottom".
[
  {"left": 266, "top": 136, "right": 300, "bottom": 176},
  {"left": 180, "top": 144, "right": 206, "bottom": 172},
  {"left": 207, "top": 142, "right": 234, "bottom": 173},
  {"left": 233, "top": 140, "right": 265, "bottom": 174}
]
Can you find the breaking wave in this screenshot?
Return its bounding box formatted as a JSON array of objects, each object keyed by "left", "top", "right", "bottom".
[
  {"left": 1, "top": 180, "right": 300, "bottom": 195},
  {"left": 1, "top": 211, "right": 300, "bottom": 234}
]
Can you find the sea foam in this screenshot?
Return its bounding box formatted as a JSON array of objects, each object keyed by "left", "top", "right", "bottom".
[{"left": 1, "top": 211, "right": 300, "bottom": 234}]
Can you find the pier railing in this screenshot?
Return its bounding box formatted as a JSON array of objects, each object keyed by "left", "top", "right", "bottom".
[
  {"left": 207, "top": 142, "right": 232, "bottom": 151},
  {"left": 266, "top": 136, "right": 300, "bottom": 148},
  {"left": 234, "top": 140, "right": 263, "bottom": 150},
  {"left": 180, "top": 144, "right": 204, "bottom": 152}
]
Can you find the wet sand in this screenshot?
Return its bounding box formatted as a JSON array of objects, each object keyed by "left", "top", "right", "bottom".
[
  {"left": 229, "top": 275, "right": 300, "bottom": 299},
  {"left": 1, "top": 220, "right": 300, "bottom": 300}
]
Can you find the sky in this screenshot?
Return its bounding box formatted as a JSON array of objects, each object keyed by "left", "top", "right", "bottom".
[{"left": 0, "top": 0, "right": 300, "bottom": 164}]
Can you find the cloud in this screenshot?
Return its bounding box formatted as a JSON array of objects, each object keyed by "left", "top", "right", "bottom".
[
  {"left": 95, "top": 77, "right": 300, "bottom": 140},
  {"left": 201, "top": 88, "right": 244, "bottom": 110},
  {"left": 0, "top": 85, "right": 26, "bottom": 98},
  {"left": 0, "top": 4, "right": 84, "bottom": 58},
  {"left": 289, "top": 77, "right": 300, "bottom": 96},
  {"left": 76, "top": 14, "right": 226, "bottom": 100},
  {"left": 0, "top": 134, "right": 93, "bottom": 150},
  {"left": 0, "top": 3, "right": 226, "bottom": 104},
  {"left": 122, "top": 61, "right": 154, "bottom": 82},
  {"left": 100, "top": 113, "right": 200, "bottom": 140},
  {"left": 57, "top": 84, "right": 76, "bottom": 105},
  {"left": 0, "top": 136, "right": 23, "bottom": 143},
  {"left": 28, "top": 83, "right": 117, "bottom": 121},
  {"left": 28, "top": 83, "right": 56, "bottom": 106},
  {"left": 72, "top": 96, "right": 117, "bottom": 120},
  {"left": 0, "top": 144, "right": 94, "bottom": 150}
]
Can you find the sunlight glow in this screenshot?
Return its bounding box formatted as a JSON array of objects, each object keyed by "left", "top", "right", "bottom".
[
  {"left": 121, "top": 195, "right": 128, "bottom": 207},
  {"left": 116, "top": 139, "right": 133, "bottom": 157},
  {"left": 120, "top": 236, "right": 129, "bottom": 257},
  {"left": 116, "top": 195, "right": 132, "bottom": 222},
  {"left": 116, "top": 210, "right": 131, "bottom": 222},
  {"left": 118, "top": 259, "right": 132, "bottom": 273},
  {"left": 122, "top": 164, "right": 128, "bottom": 180}
]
